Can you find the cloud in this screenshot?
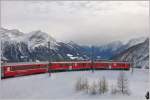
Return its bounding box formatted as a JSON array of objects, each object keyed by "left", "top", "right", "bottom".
[{"left": 1, "top": 1, "right": 149, "bottom": 45}]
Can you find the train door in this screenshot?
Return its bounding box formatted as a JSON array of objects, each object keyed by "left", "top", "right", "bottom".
[
  {"left": 74, "top": 63, "right": 78, "bottom": 69},
  {"left": 109, "top": 64, "right": 112, "bottom": 69},
  {"left": 69, "top": 64, "right": 72, "bottom": 70}
]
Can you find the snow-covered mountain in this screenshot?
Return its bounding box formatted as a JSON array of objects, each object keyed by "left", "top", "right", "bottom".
[
  {"left": 0, "top": 28, "right": 24, "bottom": 42},
  {"left": 113, "top": 39, "right": 149, "bottom": 69},
  {"left": 95, "top": 41, "right": 123, "bottom": 59},
  {"left": 99, "top": 41, "right": 123, "bottom": 52},
  {"left": 24, "top": 30, "right": 58, "bottom": 50},
  {"left": 0, "top": 28, "right": 88, "bottom": 62},
  {"left": 125, "top": 37, "right": 147, "bottom": 49}
]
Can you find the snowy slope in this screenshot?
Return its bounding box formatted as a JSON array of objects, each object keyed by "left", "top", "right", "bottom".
[
  {"left": 0, "top": 28, "right": 25, "bottom": 44},
  {"left": 0, "top": 69, "right": 149, "bottom": 100},
  {"left": 113, "top": 39, "right": 149, "bottom": 69},
  {"left": 23, "top": 30, "right": 58, "bottom": 50},
  {"left": 125, "top": 37, "right": 147, "bottom": 49}
]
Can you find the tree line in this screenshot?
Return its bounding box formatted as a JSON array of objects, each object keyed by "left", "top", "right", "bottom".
[{"left": 75, "top": 72, "right": 130, "bottom": 95}]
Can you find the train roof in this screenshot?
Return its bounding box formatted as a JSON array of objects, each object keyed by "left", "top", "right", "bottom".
[{"left": 1, "top": 61, "right": 131, "bottom": 66}]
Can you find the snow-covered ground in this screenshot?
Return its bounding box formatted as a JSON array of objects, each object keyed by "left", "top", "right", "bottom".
[{"left": 0, "top": 69, "right": 149, "bottom": 100}]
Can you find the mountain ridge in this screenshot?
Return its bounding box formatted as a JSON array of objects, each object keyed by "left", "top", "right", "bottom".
[{"left": 112, "top": 39, "right": 149, "bottom": 69}]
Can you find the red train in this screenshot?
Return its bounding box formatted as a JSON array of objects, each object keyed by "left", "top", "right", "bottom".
[{"left": 1, "top": 61, "right": 130, "bottom": 79}]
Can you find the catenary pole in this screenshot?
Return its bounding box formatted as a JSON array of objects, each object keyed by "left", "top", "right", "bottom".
[
  {"left": 91, "top": 45, "right": 94, "bottom": 73},
  {"left": 48, "top": 41, "right": 51, "bottom": 76}
]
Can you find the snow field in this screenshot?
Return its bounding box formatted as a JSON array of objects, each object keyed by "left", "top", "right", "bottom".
[{"left": 0, "top": 69, "right": 149, "bottom": 100}]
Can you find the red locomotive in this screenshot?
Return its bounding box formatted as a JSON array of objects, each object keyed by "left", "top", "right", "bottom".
[{"left": 1, "top": 61, "right": 130, "bottom": 79}]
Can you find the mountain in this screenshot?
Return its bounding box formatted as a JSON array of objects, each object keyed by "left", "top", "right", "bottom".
[
  {"left": 0, "top": 28, "right": 88, "bottom": 62},
  {"left": 96, "top": 41, "right": 124, "bottom": 59},
  {"left": 125, "top": 37, "right": 147, "bottom": 49},
  {"left": 112, "top": 39, "right": 149, "bottom": 69}
]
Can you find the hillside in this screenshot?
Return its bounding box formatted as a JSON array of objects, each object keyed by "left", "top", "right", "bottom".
[{"left": 112, "top": 39, "right": 149, "bottom": 69}]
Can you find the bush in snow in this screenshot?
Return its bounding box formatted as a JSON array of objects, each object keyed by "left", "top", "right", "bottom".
[
  {"left": 117, "top": 72, "right": 130, "bottom": 95},
  {"left": 75, "top": 77, "right": 82, "bottom": 91},
  {"left": 80, "top": 77, "right": 89, "bottom": 93},
  {"left": 98, "top": 78, "right": 103, "bottom": 94},
  {"left": 89, "top": 81, "right": 97, "bottom": 95},
  {"left": 83, "top": 78, "right": 89, "bottom": 93},
  {"left": 111, "top": 84, "right": 118, "bottom": 95},
  {"left": 75, "top": 77, "right": 89, "bottom": 92},
  {"left": 98, "top": 76, "right": 108, "bottom": 94}
]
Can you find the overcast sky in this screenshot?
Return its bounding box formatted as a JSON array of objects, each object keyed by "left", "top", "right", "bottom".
[{"left": 1, "top": 1, "right": 149, "bottom": 45}]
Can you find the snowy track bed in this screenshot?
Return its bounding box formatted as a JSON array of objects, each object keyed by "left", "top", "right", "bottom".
[{"left": 0, "top": 69, "right": 149, "bottom": 100}]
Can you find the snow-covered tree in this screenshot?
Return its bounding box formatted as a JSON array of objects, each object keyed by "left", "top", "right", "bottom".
[
  {"left": 75, "top": 77, "right": 82, "bottom": 91},
  {"left": 82, "top": 78, "right": 89, "bottom": 93},
  {"left": 98, "top": 77, "right": 108, "bottom": 94},
  {"left": 75, "top": 77, "right": 89, "bottom": 92},
  {"left": 89, "top": 81, "right": 97, "bottom": 95},
  {"left": 98, "top": 78, "right": 103, "bottom": 94},
  {"left": 111, "top": 84, "right": 118, "bottom": 95},
  {"left": 117, "top": 72, "right": 129, "bottom": 94}
]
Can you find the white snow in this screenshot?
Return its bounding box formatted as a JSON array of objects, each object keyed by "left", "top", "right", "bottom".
[
  {"left": 67, "top": 54, "right": 73, "bottom": 57},
  {"left": 0, "top": 69, "right": 149, "bottom": 100},
  {"left": 67, "top": 54, "right": 79, "bottom": 60},
  {"left": 70, "top": 56, "right": 79, "bottom": 60}
]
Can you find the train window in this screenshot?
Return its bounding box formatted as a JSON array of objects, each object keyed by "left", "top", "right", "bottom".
[
  {"left": 70, "top": 63, "right": 73, "bottom": 66},
  {"left": 60, "top": 64, "right": 64, "bottom": 67},
  {"left": 82, "top": 63, "right": 84, "bottom": 66},
  {"left": 11, "top": 65, "right": 47, "bottom": 71},
  {"left": 65, "top": 63, "right": 72, "bottom": 66}
]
